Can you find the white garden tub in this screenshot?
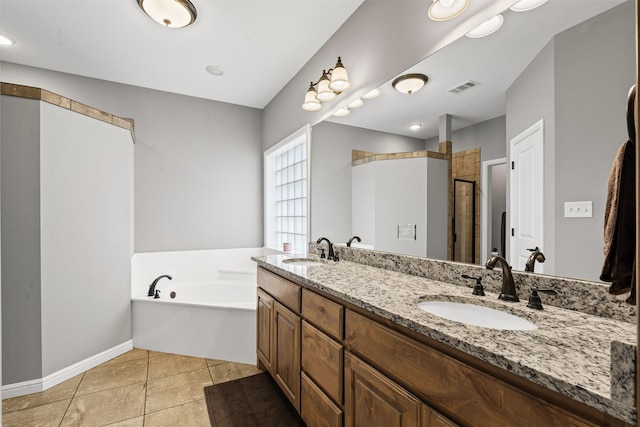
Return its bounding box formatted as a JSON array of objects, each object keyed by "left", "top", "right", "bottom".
[{"left": 131, "top": 247, "right": 280, "bottom": 364}]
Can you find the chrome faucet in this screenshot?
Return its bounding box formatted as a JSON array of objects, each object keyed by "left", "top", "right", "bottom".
[
  {"left": 316, "top": 237, "right": 335, "bottom": 260},
  {"left": 347, "top": 236, "right": 361, "bottom": 247},
  {"left": 148, "top": 274, "right": 172, "bottom": 297},
  {"left": 485, "top": 256, "right": 519, "bottom": 302},
  {"left": 525, "top": 248, "right": 545, "bottom": 273}
]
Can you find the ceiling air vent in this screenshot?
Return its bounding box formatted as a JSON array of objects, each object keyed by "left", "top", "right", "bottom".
[{"left": 447, "top": 80, "right": 480, "bottom": 94}]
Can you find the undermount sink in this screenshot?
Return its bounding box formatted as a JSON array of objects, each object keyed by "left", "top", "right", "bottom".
[
  {"left": 417, "top": 301, "right": 537, "bottom": 331},
  {"left": 282, "top": 258, "right": 325, "bottom": 267}
]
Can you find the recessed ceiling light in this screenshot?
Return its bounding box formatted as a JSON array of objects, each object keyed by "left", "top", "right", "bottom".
[
  {"left": 333, "top": 107, "right": 350, "bottom": 117},
  {"left": 466, "top": 14, "right": 504, "bottom": 38},
  {"left": 206, "top": 65, "right": 225, "bottom": 76},
  {"left": 362, "top": 88, "right": 381, "bottom": 100},
  {"left": 347, "top": 99, "right": 364, "bottom": 109},
  {"left": 0, "top": 33, "right": 15, "bottom": 46},
  {"left": 392, "top": 74, "right": 429, "bottom": 95},
  {"left": 409, "top": 123, "right": 422, "bottom": 130},
  {"left": 510, "top": 0, "right": 548, "bottom": 12}
]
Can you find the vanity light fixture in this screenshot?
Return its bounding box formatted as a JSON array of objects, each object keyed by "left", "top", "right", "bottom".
[
  {"left": 409, "top": 123, "right": 423, "bottom": 130},
  {"left": 466, "top": 14, "right": 504, "bottom": 38},
  {"left": 137, "top": 0, "right": 197, "bottom": 28},
  {"left": 0, "top": 33, "right": 15, "bottom": 46},
  {"left": 428, "top": 0, "right": 470, "bottom": 22},
  {"left": 392, "top": 74, "right": 429, "bottom": 95},
  {"left": 362, "top": 88, "right": 381, "bottom": 100},
  {"left": 510, "top": 0, "right": 548, "bottom": 12},
  {"left": 301, "top": 57, "right": 351, "bottom": 112}
]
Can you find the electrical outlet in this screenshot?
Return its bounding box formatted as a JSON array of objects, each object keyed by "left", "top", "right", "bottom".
[
  {"left": 564, "top": 201, "right": 592, "bottom": 218},
  {"left": 397, "top": 224, "right": 416, "bottom": 240}
]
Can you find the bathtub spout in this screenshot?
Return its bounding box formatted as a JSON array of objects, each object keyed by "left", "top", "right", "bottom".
[{"left": 148, "top": 275, "right": 172, "bottom": 297}]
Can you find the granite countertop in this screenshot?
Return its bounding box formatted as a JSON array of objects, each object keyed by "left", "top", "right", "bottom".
[{"left": 253, "top": 254, "right": 636, "bottom": 424}]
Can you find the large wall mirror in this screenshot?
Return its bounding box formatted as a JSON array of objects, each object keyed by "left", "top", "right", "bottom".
[{"left": 310, "top": 0, "right": 634, "bottom": 284}]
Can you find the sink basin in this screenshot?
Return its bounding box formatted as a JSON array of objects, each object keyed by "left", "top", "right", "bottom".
[
  {"left": 282, "top": 258, "right": 325, "bottom": 267},
  {"left": 417, "top": 301, "right": 537, "bottom": 331}
]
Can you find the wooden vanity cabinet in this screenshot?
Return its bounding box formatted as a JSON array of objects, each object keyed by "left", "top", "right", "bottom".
[{"left": 257, "top": 288, "right": 274, "bottom": 372}]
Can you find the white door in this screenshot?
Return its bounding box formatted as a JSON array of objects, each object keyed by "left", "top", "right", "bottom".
[{"left": 510, "top": 120, "right": 544, "bottom": 273}]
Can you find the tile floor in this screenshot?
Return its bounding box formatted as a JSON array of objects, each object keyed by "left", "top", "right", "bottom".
[{"left": 2, "top": 348, "right": 263, "bottom": 426}]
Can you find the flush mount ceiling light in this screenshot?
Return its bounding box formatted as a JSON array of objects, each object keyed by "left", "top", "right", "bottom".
[
  {"left": 392, "top": 74, "right": 429, "bottom": 95},
  {"left": 137, "top": 0, "right": 197, "bottom": 28},
  {"left": 205, "top": 65, "right": 225, "bottom": 76},
  {"left": 301, "top": 57, "right": 351, "bottom": 112},
  {"left": 510, "top": 0, "right": 548, "bottom": 12},
  {"left": 409, "top": 123, "right": 423, "bottom": 130},
  {"left": 362, "top": 88, "right": 381, "bottom": 100},
  {"left": 428, "top": 0, "right": 470, "bottom": 22},
  {"left": 466, "top": 14, "right": 504, "bottom": 38}
]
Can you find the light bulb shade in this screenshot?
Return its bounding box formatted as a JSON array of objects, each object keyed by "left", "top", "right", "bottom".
[
  {"left": 466, "top": 14, "right": 504, "bottom": 38},
  {"left": 316, "top": 73, "right": 337, "bottom": 102},
  {"left": 329, "top": 57, "right": 351, "bottom": 92},
  {"left": 302, "top": 83, "right": 322, "bottom": 111},
  {"left": 347, "top": 98, "right": 364, "bottom": 109},
  {"left": 333, "top": 107, "right": 350, "bottom": 117},
  {"left": 510, "top": 0, "right": 548, "bottom": 12},
  {"left": 138, "top": 0, "right": 197, "bottom": 28},
  {"left": 362, "top": 88, "right": 381, "bottom": 99},
  {"left": 392, "top": 74, "right": 429, "bottom": 95},
  {"left": 428, "top": 0, "right": 470, "bottom": 21}
]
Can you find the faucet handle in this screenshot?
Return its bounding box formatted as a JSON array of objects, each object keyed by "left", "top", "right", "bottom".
[
  {"left": 461, "top": 274, "right": 485, "bottom": 296},
  {"left": 526, "top": 287, "right": 557, "bottom": 310},
  {"left": 320, "top": 248, "right": 326, "bottom": 259},
  {"left": 527, "top": 247, "right": 540, "bottom": 252}
]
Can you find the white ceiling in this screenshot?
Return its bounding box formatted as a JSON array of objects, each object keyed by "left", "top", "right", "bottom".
[
  {"left": 327, "top": 0, "right": 629, "bottom": 140},
  {"left": 0, "top": 0, "right": 363, "bottom": 109}
]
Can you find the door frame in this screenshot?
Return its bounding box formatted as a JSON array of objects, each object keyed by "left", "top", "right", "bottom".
[{"left": 481, "top": 157, "right": 506, "bottom": 264}]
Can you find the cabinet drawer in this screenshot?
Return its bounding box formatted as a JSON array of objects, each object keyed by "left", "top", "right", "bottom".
[
  {"left": 301, "top": 320, "right": 343, "bottom": 404},
  {"left": 344, "top": 310, "right": 599, "bottom": 427},
  {"left": 301, "top": 372, "right": 343, "bottom": 427},
  {"left": 302, "top": 289, "right": 344, "bottom": 340},
  {"left": 258, "top": 267, "right": 300, "bottom": 313}
]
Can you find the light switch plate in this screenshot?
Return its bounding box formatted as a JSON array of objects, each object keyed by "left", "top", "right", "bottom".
[
  {"left": 564, "top": 201, "right": 593, "bottom": 218},
  {"left": 398, "top": 224, "right": 416, "bottom": 240}
]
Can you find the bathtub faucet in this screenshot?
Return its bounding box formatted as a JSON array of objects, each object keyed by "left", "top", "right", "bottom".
[{"left": 148, "top": 274, "right": 172, "bottom": 297}]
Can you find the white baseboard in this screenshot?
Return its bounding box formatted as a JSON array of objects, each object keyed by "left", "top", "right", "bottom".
[{"left": 2, "top": 340, "right": 133, "bottom": 399}]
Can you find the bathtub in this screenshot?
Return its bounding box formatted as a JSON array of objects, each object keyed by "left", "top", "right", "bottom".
[{"left": 131, "top": 247, "right": 281, "bottom": 364}]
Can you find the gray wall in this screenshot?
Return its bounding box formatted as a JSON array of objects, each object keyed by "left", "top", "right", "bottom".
[
  {"left": 1, "top": 62, "right": 263, "bottom": 253},
  {"left": 1, "top": 96, "right": 42, "bottom": 383},
  {"left": 506, "top": 0, "right": 634, "bottom": 281},
  {"left": 426, "top": 115, "right": 507, "bottom": 162},
  {"left": 311, "top": 121, "right": 425, "bottom": 243},
  {"left": 553, "top": 0, "right": 634, "bottom": 280}
]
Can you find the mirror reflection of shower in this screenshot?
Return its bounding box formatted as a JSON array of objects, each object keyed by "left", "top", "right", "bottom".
[{"left": 453, "top": 179, "right": 476, "bottom": 263}]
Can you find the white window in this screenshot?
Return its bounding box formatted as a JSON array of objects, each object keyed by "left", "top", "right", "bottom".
[{"left": 264, "top": 125, "right": 310, "bottom": 253}]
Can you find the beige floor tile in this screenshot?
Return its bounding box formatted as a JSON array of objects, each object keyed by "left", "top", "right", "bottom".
[
  {"left": 148, "top": 353, "right": 207, "bottom": 380},
  {"left": 148, "top": 350, "right": 171, "bottom": 358},
  {"left": 145, "top": 368, "right": 212, "bottom": 414},
  {"left": 205, "top": 358, "right": 228, "bottom": 367},
  {"left": 103, "top": 416, "right": 144, "bottom": 426},
  {"left": 2, "top": 373, "right": 82, "bottom": 413},
  {"left": 75, "top": 359, "right": 147, "bottom": 396},
  {"left": 101, "top": 348, "right": 149, "bottom": 367},
  {"left": 2, "top": 399, "right": 70, "bottom": 427},
  {"left": 209, "top": 362, "right": 262, "bottom": 384},
  {"left": 60, "top": 382, "right": 145, "bottom": 427},
  {"left": 144, "top": 399, "right": 209, "bottom": 427}
]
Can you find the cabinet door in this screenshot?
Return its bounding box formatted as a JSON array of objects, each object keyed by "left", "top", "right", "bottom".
[
  {"left": 422, "top": 405, "right": 458, "bottom": 427},
  {"left": 257, "top": 288, "right": 274, "bottom": 372},
  {"left": 344, "top": 352, "right": 421, "bottom": 427},
  {"left": 274, "top": 301, "right": 301, "bottom": 412},
  {"left": 301, "top": 372, "right": 343, "bottom": 427}
]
